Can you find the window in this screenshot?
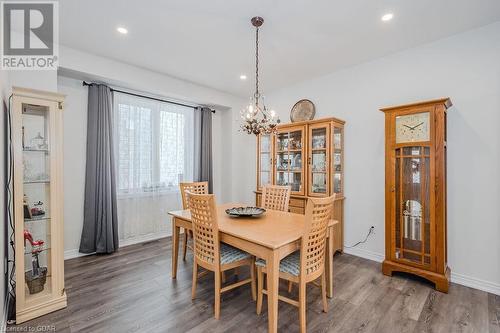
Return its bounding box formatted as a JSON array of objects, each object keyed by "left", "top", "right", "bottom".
[{"left": 114, "top": 92, "right": 194, "bottom": 195}]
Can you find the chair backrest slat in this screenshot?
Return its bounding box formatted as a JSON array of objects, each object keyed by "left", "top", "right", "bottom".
[
  {"left": 187, "top": 193, "right": 219, "bottom": 268},
  {"left": 180, "top": 181, "right": 209, "bottom": 209},
  {"left": 301, "top": 194, "right": 336, "bottom": 276},
  {"left": 261, "top": 185, "right": 291, "bottom": 212}
]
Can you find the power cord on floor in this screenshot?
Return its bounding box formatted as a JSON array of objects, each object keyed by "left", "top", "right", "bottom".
[{"left": 344, "top": 226, "right": 375, "bottom": 248}]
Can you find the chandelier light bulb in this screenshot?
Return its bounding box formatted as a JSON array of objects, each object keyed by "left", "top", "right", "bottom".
[
  {"left": 381, "top": 13, "right": 394, "bottom": 22},
  {"left": 117, "top": 26, "right": 128, "bottom": 34}
]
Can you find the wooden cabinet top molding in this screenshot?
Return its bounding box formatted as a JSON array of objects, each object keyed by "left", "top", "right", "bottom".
[
  {"left": 380, "top": 98, "right": 452, "bottom": 113},
  {"left": 276, "top": 116, "right": 346, "bottom": 128}
]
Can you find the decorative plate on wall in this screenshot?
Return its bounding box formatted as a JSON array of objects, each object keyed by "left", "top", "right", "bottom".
[{"left": 290, "top": 99, "right": 315, "bottom": 122}]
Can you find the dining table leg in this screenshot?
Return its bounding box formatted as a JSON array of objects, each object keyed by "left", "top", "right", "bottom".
[
  {"left": 326, "top": 226, "right": 334, "bottom": 298},
  {"left": 266, "top": 250, "right": 280, "bottom": 333},
  {"left": 171, "top": 217, "right": 180, "bottom": 279}
]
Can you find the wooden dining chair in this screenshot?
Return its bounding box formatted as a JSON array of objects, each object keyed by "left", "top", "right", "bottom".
[
  {"left": 188, "top": 192, "right": 256, "bottom": 319},
  {"left": 261, "top": 185, "right": 291, "bottom": 212},
  {"left": 255, "top": 194, "right": 335, "bottom": 333},
  {"left": 261, "top": 184, "right": 292, "bottom": 290},
  {"left": 179, "top": 181, "right": 209, "bottom": 261}
]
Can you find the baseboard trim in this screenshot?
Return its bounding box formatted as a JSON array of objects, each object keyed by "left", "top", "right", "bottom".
[
  {"left": 343, "top": 247, "right": 499, "bottom": 296},
  {"left": 119, "top": 232, "right": 170, "bottom": 248},
  {"left": 64, "top": 232, "right": 171, "bottom": 260},
  {"left": 343, "top": 247, "right": 385, "bottom": 263},
  {"left": 63, "top": 249, "right": 93, "bottom": 260},
  {"left": 450, "top": 272, "right": 500, "bottom": 296}
]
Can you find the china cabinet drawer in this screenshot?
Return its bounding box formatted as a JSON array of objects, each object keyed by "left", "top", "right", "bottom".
[
  {"left": 289, "top": 198, "right": 305, "bottom": 208},
  {"left": 288, "top": 206, "right": 305, "bottom": 214}
]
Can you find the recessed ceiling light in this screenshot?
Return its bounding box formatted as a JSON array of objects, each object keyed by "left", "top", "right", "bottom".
[
  {"left": 117, "top": 27, "right": 128, "bottom": 34},
  {"left": 239, "top": 74, "right": 247, "bottom": 80},
  {"left": 381, "top": 13, "right": 394, "bottom": 22}
]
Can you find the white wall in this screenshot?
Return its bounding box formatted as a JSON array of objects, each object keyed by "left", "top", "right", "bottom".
[
  {"left": 9, "top": 71, "right": 56, "bottom": 92},
  {"left": 56, "top": 48, "right": 245, "bottom": 256},
  {"left": 231, "top": 22, "right": 500, "bottom": 294},
  {"left": 57, "top": 76, "right": 87, "bottom": 256}
]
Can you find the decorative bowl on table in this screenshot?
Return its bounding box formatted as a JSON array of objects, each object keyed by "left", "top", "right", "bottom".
[{"left": 225, "top": 206, "right": 266, "bottom": 217}]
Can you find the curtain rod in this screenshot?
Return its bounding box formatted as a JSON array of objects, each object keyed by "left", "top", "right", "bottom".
[{"left": 82, "top": 81, "right": 215, "bottom": 113}]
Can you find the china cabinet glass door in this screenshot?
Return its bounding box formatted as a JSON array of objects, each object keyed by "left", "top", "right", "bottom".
[
  {"left": 394, "top": 146, "right": 432, "bottom": 267},
  {"left": 308, "top": 124, "right": 330, "bottom": 196},
  {"left": 332, "top": 125, "right": 343, "bottom": 194},
  {"left": 22, "top": 103, "right": 53, "bottom": 300},
  {"left": 275, "top": 127, "right": 305, "bottom": 195},
  {"left": 257, "top": 134, "right": 273, "bottom": 189}
]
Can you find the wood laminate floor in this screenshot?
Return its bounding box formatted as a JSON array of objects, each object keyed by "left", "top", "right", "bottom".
[{"left": 11, "top": 237, "right": 500, "bottom": 333}]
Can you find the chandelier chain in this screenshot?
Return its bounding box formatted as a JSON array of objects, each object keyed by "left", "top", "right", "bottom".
[{"left": 255, "top": 26, "right": 259, "bottom": 103}]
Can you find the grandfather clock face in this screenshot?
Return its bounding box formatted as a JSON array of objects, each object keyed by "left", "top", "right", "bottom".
[{"left": 395, "top": 112, "right": 430, "bottom": 143}]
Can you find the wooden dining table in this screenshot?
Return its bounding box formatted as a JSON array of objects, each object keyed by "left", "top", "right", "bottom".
[{"left": 168, "top": 202, "right": 338, "bottom": 333}]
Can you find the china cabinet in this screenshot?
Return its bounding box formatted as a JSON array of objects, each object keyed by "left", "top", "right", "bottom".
[
  {"left": 255, "top": 117, "right": 345, "bottom": 252},
  {"left": 380, "top": 98, "right": 451, "bottom": 293},
  {"left": 12, "top": 87, "right": 67, "bottom": 323}
]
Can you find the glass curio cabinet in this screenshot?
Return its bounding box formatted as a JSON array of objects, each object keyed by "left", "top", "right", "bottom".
[
  {"left": 381, "top": 98, "right": 451, "bottom": 293},
  {"left": 12, "top": 87, "right": 67, "bottom": 323},
  {"left": 255, "top": 117, "right": 345, "bottom": 253}
]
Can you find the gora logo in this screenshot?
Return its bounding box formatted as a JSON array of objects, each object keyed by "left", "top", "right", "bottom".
[{"left": 1, "top": 1, "right": 59, "bottom": 70}]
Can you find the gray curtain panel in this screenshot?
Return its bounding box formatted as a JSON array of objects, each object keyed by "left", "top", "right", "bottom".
[
  {"left": 193, "top": 107, "right": 213, "bottom": 193},
  {"left": 79, "top": 84, "right": 118, "bottom": 254}
]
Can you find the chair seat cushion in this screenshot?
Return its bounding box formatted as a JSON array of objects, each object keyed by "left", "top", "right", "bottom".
[
  {"left": 220, "top": 243, "right": 252, "bottom": 265},
  {"left": 255, "top": 251, "right": 300, "bottom": 276}
]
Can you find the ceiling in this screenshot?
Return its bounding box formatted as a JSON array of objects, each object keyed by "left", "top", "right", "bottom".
[{"left": 59, "top": 0, "right": 500, "bottom": 97}]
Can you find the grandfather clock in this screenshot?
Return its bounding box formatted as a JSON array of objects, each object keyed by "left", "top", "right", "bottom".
[{"left": 380, "top": 98, "right": 451, "bottom": 293}]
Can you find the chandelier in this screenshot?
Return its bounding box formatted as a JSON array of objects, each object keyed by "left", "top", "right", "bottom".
[{"left": 240, "top": 16, "right": 280, "bottom": 135}]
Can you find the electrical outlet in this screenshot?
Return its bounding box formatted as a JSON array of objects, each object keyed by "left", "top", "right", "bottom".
[{"left": 345, "top": 226, "right": 375, "bottom": 249}]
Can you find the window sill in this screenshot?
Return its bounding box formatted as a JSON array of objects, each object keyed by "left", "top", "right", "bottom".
[{"left": 117, "top": 189, "right": 180, "bottom": 199}]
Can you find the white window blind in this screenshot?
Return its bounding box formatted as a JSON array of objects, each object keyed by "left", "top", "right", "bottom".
[
  {"left": 113, "top": 92, "right": 195, "bottom": 242},
  {"left": 114, "top": 92, "right": 194, "bottom": 195}
]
